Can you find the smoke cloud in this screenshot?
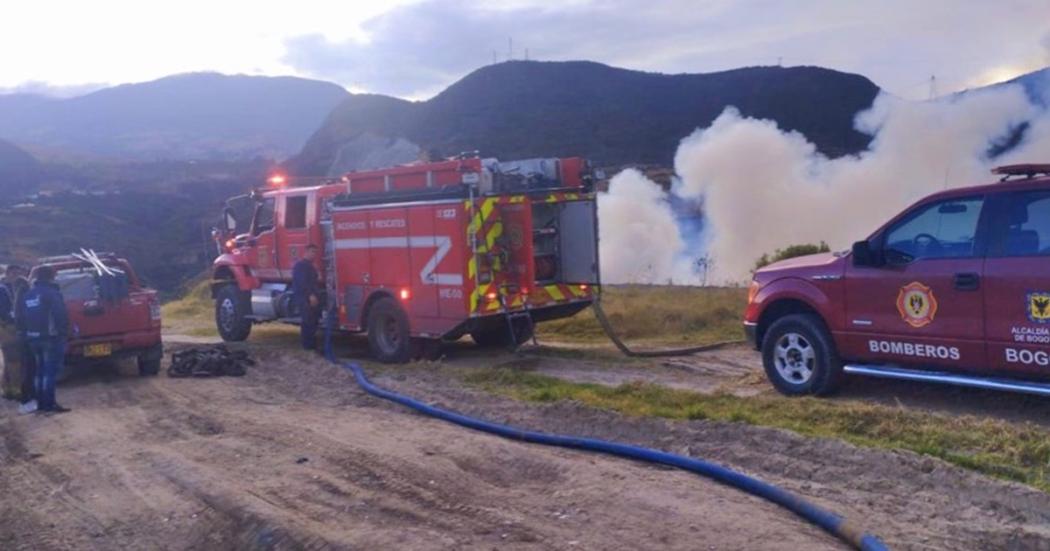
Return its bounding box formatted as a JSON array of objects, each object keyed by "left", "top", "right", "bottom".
[
  {"left": 598, "top": 169, "right": 694, "bottom": 284},
  {"left": 598, "top": 81, "right": 1050, "bottom": 284}
]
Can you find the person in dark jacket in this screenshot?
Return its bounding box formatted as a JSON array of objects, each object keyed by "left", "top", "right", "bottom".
[
  {"left": 16, "top": 266, "right": 71, "bottom": 414},
  {"left": 292, "top": 245, "right": 321, "bottom": 350},
  {"left": 2, "top": 265, "right": 36, "bottom": 408},
  {"left": 0, "top": 267, "right": 12, "bottom": 325}
]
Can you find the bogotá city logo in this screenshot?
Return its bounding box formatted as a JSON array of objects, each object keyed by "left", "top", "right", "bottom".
[{"left": 896, "top": 281, "right": 937, "bottom": 328}]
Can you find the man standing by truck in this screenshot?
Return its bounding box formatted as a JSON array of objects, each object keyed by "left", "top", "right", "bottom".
[
  {"left": 1, "top": 265, "right": 36, "bottom": 410},
  {"left": 17, "top": 266, "right": 71, "bottom": 414},
  {"left": 0, "top": 265, "right": 20, "bottom": 400},
  {"left": 292, "top": 245, "right": 321, "bottom": 351}
]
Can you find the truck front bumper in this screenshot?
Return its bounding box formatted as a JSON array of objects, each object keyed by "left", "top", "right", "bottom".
[{"left": 743, "top": 321, "right": 759, "bottom": 350}]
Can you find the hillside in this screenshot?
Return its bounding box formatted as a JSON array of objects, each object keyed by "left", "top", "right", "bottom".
[
  {"left": 0, "top": 73, "right": 349, "bottom": 161},
  {"left": 288, "top": 61, "right": 881, "bottom": 176},
  {"left": 0, "top": 139, "right": 43, "bottom": 196}
]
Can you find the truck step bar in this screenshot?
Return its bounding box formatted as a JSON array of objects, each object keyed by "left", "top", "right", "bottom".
[{"left": 843, "top": 364, "right": 1050, "bottom": 397}]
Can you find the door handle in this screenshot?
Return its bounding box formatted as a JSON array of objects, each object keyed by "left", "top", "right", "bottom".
[{"left": 953, "top": 272, "right": 980, "bottom": 291}]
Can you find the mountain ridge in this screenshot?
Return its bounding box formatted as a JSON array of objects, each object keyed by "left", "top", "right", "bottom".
[
  {"left": 0, "top": 73, "right": 350, "bottom": 161},
  {"left": 287, "top": 60, "right": 882, "bottom": 175}
]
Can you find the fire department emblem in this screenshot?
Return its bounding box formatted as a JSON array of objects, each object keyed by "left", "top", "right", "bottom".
[
  {"left": 1027, "top": 291, "right": 1050, "bottom": 323},
  {"left": 896, "top": 281, "right": 937, "bottom": 328}
]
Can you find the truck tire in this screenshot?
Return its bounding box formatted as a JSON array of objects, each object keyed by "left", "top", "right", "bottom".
[
  {"left": 761, "top": 314, "right": 843, "bottom": 396},
  {"left": 367, "top": 297, "right": 412, "bottom": 364},
  {"left": 216, "top": 285, "right": 252, "bottom": 342},
  {"left": 137, "top": 344, "right": 163, "bottom": 376},
  {"left": 470, "top": 318, "right": 534, "bottom": 348}
]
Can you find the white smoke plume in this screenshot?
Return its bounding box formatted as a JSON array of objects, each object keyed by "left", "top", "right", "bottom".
[
  {"left": 599, "top": 80, "right": 1050, "bottom": 284},
  {"left": 598, "top": 169, "right": 695, "bottom": 284}
]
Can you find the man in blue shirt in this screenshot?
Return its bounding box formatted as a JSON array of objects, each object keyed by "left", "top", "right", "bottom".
[
  {"left": 291, "top": 245, "right": 321, "bottom": 351},
  {"left": 16, "top": 266, "right": 71, "bottom": 414}
]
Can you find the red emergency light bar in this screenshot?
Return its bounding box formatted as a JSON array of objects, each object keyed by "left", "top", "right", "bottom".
[{"left": 992, "top": 163, "right": 1050, "bottom": 180}]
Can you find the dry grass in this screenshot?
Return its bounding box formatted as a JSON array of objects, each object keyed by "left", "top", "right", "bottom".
[
  {"left": 161, "top": 279, "right": 212, "bottom": 320},
  {"left": 467, "top": 369, "right": 1050, "bottom": 492},
  {"left": 538, "top": 285, "right": 747, "bottom": 345}
]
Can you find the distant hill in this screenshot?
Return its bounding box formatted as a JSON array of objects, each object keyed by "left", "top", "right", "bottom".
[
  {"left": 0, "top": 139, "right": 42, "bottom": 197},
  {"left": 288, "top": 61, "right": 881, "bottom": 176},
  {"left": 0, "top": 73, "right": 349, "bottom": 161},
  {"left": 1002, "top": 66, "right": 1049, "bottom": 106}
]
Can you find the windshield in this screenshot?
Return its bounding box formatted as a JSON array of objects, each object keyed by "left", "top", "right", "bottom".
[{"left": 224, "top": 195, "right": 256, "bottom": 235}]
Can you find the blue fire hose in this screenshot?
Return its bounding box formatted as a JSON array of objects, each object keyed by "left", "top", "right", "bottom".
[{"left": 321, "top": 313, "right": 888, "bottom": 550}]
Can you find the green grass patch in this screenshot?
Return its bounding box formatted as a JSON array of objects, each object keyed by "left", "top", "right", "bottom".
[
  {"left": 538, "top": 285, "right": 746, "bottom": 345},
  {"left": 466, "top": 369, "right": 1050, "bottom": 492},
  {"left": 162, "top": 279, "right": 212, "bottom": 320}
]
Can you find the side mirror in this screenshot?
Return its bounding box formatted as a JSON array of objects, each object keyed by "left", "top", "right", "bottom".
[
  {"left": 852, "top": 240, "right": 877, "bottom": 267},
  {"left": 223, "top": 208, "right": 237, "bottom": 233}
]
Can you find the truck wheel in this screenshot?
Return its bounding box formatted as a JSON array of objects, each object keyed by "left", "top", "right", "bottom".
[
  {"left": 470, "top": 318, "right": 533, "bottom": 348},
  {"left": 138, "top": 344, "right": 163, "bottom": 376},
  {"left": 761, "top": 314, "right": 843, "bottom": 396},
  {"left": 367, "top": 297, "right": 412, "bottom": 364},
  {"left": 216, "top": 285, "right": 252, "bottom": 342}
]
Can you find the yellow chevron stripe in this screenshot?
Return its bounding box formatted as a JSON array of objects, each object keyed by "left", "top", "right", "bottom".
[
  {"left": 468, "top": 256, "right": 476, "bottom": 279},
  {"left": 485, "top": 221, "right": 503, "bottom": 250},
  {"left": 567, "top": 285, "right": 585, "bottom": 298},
  {"left": 545, "top": 284, "right": 565, "bottom": 301},
  {"left": 481, "top": 197, "right": 497, "bottom": 220}
]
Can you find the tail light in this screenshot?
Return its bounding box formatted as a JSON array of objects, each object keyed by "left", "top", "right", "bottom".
[
  {"left": 149, "top": 297, "right": 162, "bottom": 322},
  {"left": 399, "top": 288, "right": 411, "bottom": 300}
]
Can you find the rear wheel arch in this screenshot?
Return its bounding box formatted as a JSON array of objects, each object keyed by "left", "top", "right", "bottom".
[{"left": 360, "top": 290, "right": 397, "bottom": 331}]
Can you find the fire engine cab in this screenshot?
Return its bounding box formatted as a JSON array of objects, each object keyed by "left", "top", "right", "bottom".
[
  {"left": 745, "top": 163, "right": 1050, "bottom": 398},
  {"left": 211, "top": 156, "right": 600, "bottom": 362}
]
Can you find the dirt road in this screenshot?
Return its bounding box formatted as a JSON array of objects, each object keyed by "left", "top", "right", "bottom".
[{"left": 2, "top": 336, "right": 1049, "bottom": 550}]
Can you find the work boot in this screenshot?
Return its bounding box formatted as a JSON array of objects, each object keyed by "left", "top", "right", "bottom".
[{"left": 50, "top": 404, "right": 72, "bottom": 414}]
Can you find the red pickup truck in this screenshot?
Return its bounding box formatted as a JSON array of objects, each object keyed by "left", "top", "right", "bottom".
[
  {"left": 744, "top": 164, "right": 1050, "bottom": 397},
  {"left": 34, "top": 254, "right": 163, "bottom": 375}
]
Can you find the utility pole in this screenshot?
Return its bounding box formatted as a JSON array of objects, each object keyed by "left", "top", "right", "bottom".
[
  {"left": 493, "top": 50, "right": 498, "bottom": 64},
  {"left": 929, "top": 75, "right": 938, "bottom": 100},
  {"left": 525, "top": 48, "right": 530, "bottom": 61},
  {"left": 508, "top": 37, "right": 513, "bottom": 61}
]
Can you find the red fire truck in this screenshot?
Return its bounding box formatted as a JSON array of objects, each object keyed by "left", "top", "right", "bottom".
[{"left": 211, "top": 156, "right": 600, "bottom": 362}]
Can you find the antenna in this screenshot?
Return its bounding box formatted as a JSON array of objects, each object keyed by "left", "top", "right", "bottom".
[
  {"left": 777, "top": 56, "right": 783, "bottom": 66},
  {"left": 928, "top": 75, "right": 938, "bottom": 100},
  {"left": 525, "top": 48, "right": 530, "bottom": 61},
  {"left": 493, "top": 50, "right": 498, "bottom": 64}
]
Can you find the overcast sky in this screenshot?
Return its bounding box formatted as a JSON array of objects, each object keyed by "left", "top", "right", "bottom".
[{"left": 3, "top": 0, "right": 1049, "bottom": 100}]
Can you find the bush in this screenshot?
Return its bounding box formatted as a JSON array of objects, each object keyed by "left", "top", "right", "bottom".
[{"left": 753, "top": 241, "right": 831, "bottom": 271}]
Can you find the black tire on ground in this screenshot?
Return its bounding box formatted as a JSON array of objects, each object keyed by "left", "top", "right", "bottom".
[
  {"left": 367, "top": 297, "right": 413, "bottom": 364},
  {"left": 761, "top": 313, "right": 843, "bottom": 396},
  {"left": 137, "top": 344, "right": 163, "bottom": 376},
  {"left": 470, "top": 318, "right": 534, "bottom": 348},
  {"left": 215, "top": 285, "right": 252, "bottom": 342}
]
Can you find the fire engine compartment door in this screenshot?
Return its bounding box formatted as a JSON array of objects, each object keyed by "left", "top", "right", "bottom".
[
  {"left": 497, "top": 200, "right": 534, "bottom": 291},
  {"left": 558, "top": 200, "right": 600, "bottom": 285}
]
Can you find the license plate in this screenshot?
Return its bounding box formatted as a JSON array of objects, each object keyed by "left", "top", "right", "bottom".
[{"left": 84, "top": 343, "right": 112, "bottom": 358}]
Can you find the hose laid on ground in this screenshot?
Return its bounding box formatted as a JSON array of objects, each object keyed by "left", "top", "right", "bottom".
[
  {"left": 591, "top": 296, "right": 743, "bottom": 357},
  {"left": 321, "top": 312, "right": 888, "bottom": 550}
]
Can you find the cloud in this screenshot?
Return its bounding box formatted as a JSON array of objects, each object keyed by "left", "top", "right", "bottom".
[
  {"left": 0, "top": 81, "right": 107, "bottom": 98},
  {"left": 282, "top": 0, "right": 1050, "bottom": 99}
]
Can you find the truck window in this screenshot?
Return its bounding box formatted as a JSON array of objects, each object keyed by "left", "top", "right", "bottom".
[
  {"left": 884, "top": 196, "right": 984, "bottom": 260},
  {"left": 285, "top": 196, "right": 308, "bottom": 229},
  {"left": 1000, "top": 191, "right": 1050, "bottom": 256},
  {"left": 253, "top": 198, "right": 276, "bottom": 235}
]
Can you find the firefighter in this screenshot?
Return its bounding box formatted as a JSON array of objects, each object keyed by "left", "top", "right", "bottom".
[
  {"left": 292, "top": 245, "right": 321, "bottom": 351},
  {"left": 1, "top": 265, "right": 36, "bottom": 410},
  {"left": 0, "top": 265, "right": 20, "bottom": 400},
  {"left": 17, "top": 266, "right": 71, "bottom": 414}
]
